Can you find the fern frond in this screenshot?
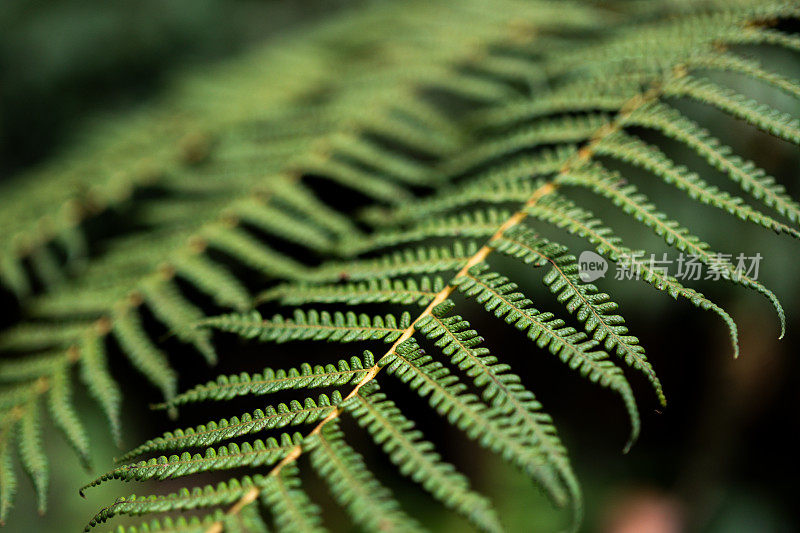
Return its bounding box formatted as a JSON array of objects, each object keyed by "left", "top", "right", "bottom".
[
  {"left": 307, "top": 424, "right": 424, "bottom": 533},
  {"left": 47, "top": 367, "right": 90, "bottom": 466},
  {"left": 260, "top": 464, "right": 326, "bottom": 533},
  {"left": 416, "top": 300, "right": 580, "bottom": 502},
  {"left": 735, "top": 25, "right": 800, "bottom": 52},
  {"left": 81, "top": 432, "right": 301, "bottom": 492},
  {"left": 78, "top": 332, "right": 123, "bottom": 444},
  {"left": 455, "top": 264, "right": 640, "bottom": 451},
  {"left": 473, "top": 92, "right": 628, "bottom": 133},
  {"left": 342, "top": 209, "right": 513, "bottom": 256},
  {"left": 593, "top": 131, "right": 800, "bottom": 239},
  {"left": 0, "top": 352, "right": 67, "bottom": 382},
  {"left": 200, "top": 225, "right": 309, "bottom": 279},
  {"left": 0, "top": 158, "right": 159, "bottom": 300},
  {"left": 364, "top": 179, "right": 537, "bottom": 228},
  {"left": 0, "top": 322, "right": 88, "bottom": 353},
  {"left": 260, "top": 276, "right": 444, "bottom": 307},
  {"left": 344, "top": 383, "right": 503, "bottom": 532},
  {"left": 442, "top": 113, "right": 609, "bottom": 179},
  {"left": 157, "top": 354, "right": 375, "bottom": 409},
  {"left": 327, "top": 132, "right": 432, "bottom": 186},
  {"left": 267, "top": 177, "right": 359, "bottom": 241},
  {"left": 3, "top": 1, "right": 799, "bottom": 530},
  {"left": 463, "top": 146, "right": 576, "bottom": 188},
  {"left": 0, "top": 383, "right": 38, "bottom": 412},
  {"left": 111, "top": 307, "right": 177, "bottom": 404},
  {"left": 18, "top": 398, "right": 48, "bottom": 514},
  {"left": 527, "top": 193, "right": 741, "bottom": 357},
  {"left": 380, "top": 340, "right": 571, "bottom": 508},
  {"left": 100, "top": 494, "right": 272, "bottom": 533},
  {"left": 200, "top": 310, "right": 410, "bottom": 345},
  {"left": 306, "top": 242, "right": 480, "bottom": 283},
  {"left": 557, "top": 164, "right": 785, "bottom": 337},
  {"left": 688, "top": 52, "right": 800, "bottom": 101},
  {"left": 139, "top": 278, "right": 216, "bottom": 365},
  {"left": 226, "top": 199, "right": 337, "bottom": 254},
  {"left": 299, "top": 155, "right": 414, "bottom": 205},
  {"left": 170, "top": 253, "right": 251, "bottom": 311},
  {"left": 492, "top": 225, "right": 664, "bottom": 405},
  {"left": 84, "top": 477, "right": 262, "bottom": 531},
  {"left": 94, "top": 509, "right": 229, "bottom": 533},
  {"left": 624, "top": 101, "right": 800, "bottom": 223},
  {"left": 663, "top": 75, "right": 800, "bottom": 144},
  {"left": 0, "top": 419, "right": 16, "bottom": 524},
  {"left": 119, "top": 393, "right": 341, "bottom": 463}
]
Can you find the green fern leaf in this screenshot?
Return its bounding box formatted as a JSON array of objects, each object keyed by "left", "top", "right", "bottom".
[
  {"left": 139, "top": 278, "right": 217, "bottom": 365},
  {"left": 527, "top": 192, "right": 741, "bottom": 356},
  {"left": 557, "top": 164, "right": 785, "bottom": 337},
  {"left": 380, "top": 340, "right": 571, "bottom": 508},
  {"left": 18, "top": 398, "right": 48, "bottom": 514},
  {"left": 84, "top": 477, "right": 262, "bottom": 531},
  {"left": 0, "top": 417, "right": 17, "bottom": 524},
  {"left": 663, "top": 75, "right": 800, "bottom": 144},
  {"left": 2, "top": 1, "right": 800, "bottom": 530},
  {"left": 493, "top": 225, "right": 664, "bottom": 405},
  {"left": 592, "top": 131, "right": 800, "bottom": 239},
  {"left": 81, "top": 433, "right": 301, "bottom": 492},
  {"left": 307, "top": 424, "right": 424, "bottom": 533},
  {"left": 344, "top": 384, "right": 503, "bottom": 533},
  {"left": 157, "top": 354, "right": 375, "bottom": 409},
  {"left": 260, "top": 277, "right": 444, "bottom": 307},
  {"left": 624, "top": 101, "right": 800, "bottom": 223},
  {"left": 47, "top": 367, "right": 90, "bottom": 466},
  {"left": 111, "top": 307, "right": 177, "bottom": 404},
  {"left": 261, "top": 464, "right": 327, "bottom": 533},
  {"left": 118, "top": 393, "right": 341, "bottom": 463},
  {"left": 455, "top": 264, "right": 640, "bottom": 451},
  {"left": 78, "top": 333, "right": 123, "bottom": 445},
  {"left": 200, "top": 310, "right": 410, "bottom": 344}
]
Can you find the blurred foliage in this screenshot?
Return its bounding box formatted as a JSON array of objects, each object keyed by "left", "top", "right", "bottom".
[{"left": 0, "top": 0, "right": 357, "bottom": 173}]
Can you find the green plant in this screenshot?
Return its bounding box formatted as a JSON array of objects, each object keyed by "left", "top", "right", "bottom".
[{"left": 1, "top": 0, "right": 799, "bottom": 531}]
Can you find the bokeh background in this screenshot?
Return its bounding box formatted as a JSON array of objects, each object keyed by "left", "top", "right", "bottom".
[{"left": 1, "top": 1, "right": 799, "bottom": 532}]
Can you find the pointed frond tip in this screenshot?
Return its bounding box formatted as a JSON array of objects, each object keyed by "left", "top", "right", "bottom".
[
  {"left": 118, "top": 393, "right": 341, "bottom": 463},
  {"left": 379, "top": 338, "right": 577, "bottom": 510},
  {"left": 83, "top": 476, "right": 265, "bottom": 531},
  {"left": 343, "top": 384, "right": 504, "bottom": 533},
  {"left": 556, "top": 163, "right": 786, "bottom": 340},
  {"left": 526, "top": 193, "right": 742, "bottom": 358},
  {"left": 79, "top": 432, "right": 303, "bottom": 496},
  {"left": 454, "top": 264, "right": 640, "bottom": 452},
  {"left": 414, "top": 302, "right": 583, "bottom": 520},
  {"left": 493, "top": 224, "right": 666, "bottom": 406},
  {"left": 151, "top": 353, "right": 375, "bottom": 410},
  {"left": 307, "top": 424, "right": 424, "bottom": 532}
]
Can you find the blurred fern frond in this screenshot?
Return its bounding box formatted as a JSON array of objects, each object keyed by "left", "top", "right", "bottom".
[{"left": 1, "top": 0, "right": 799, "bottom": 531}]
